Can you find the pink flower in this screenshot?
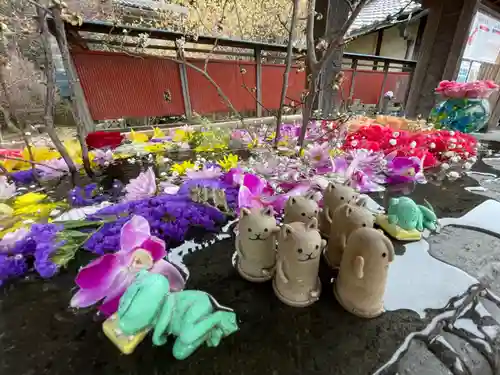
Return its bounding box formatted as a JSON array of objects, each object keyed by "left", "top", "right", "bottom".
[
  {"left": 436, "top": 80, "right": 499, "bottom": 99},
  {"left": 124, "top": 167, "right": 156, "bottom": 201},
  {"left": 37, "top": 158, "right": 74, "bottom": 180},
  {"left": 238, "top": 173, "right": 311, "bottom": 212},
  {"left": 70, "top": 215, "right": 185, "bottom": 316}
]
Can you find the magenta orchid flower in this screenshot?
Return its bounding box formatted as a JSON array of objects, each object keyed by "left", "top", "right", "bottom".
[
  {"left": 238, "top": 173, "right": 311, "bottom": 212},
  {"left": 224, "top": 168, "right": 244, "bottom": 186},
  {"left": 385, "top": 152, "right": 426, "bottom": 185},
  {"left": 70, "top": 215, "right": 185, "bottom": 316}
]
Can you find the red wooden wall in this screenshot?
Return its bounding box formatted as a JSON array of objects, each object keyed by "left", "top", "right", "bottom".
[{"left": 72, "top": 50, "right": 411, "bottom": 121}]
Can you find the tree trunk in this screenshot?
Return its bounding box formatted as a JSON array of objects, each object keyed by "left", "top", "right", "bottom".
[
  {"left": 275, "top": 0, "right": 300, "bottom": 148},
  {"left": 37, "top": 6, "right": 77, "bottom": 176},
  {"left": 51, "top": 6, "right": 93, "bottom": 177},
  {"left": 317, "top": 0, "right": 350, "bottom": 117}
]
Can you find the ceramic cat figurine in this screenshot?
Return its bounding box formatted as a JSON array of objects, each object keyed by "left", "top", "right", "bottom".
[
  {"left": 324, "top": 203, "right": 374, "bottom": 269},
  {"left": 319, "top": 182, "right": 358, "bottom": 237},
  {"left": 273, "top": 218, "right": 326, "bottom": 307},
  {"left": 334, "top": 227, "right": 395, "bottom": 318},
  {"left": 283, "top": 192, "right": 320, "bottom": 225},
  {"left": 236, "top": 207, "right": 280, "bottom": 282}
]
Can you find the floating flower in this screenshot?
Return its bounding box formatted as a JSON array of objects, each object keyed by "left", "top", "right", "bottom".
[
  {"left": 170, "top": 160, "right": 195, "bottom": 176},
  {"left": 37, "top": 158, "right": 72, "bottom": 180},
  {"left": 152, "top": 127, "right": 166, "bottom": 139},
  {"left": 129, "top": 129, "right": 149, "bottom": 143},
  {"left": 186, "top": 165, "right": 222, "bottom": 180},
  {"left": 0, "top": 227, "right": 29, "bottom": 250},
  {"left": 70, "top": 215, "right": 185, "bottom": 316},
  {"left": 124, "top": 167, "right": 157, "bottom": 201},
  {"left": 91, "top": 149, "right": 114, "bottom": 166},
  {"left": 144, "top": 143, "right": 169, "bottom": 153},
  {"left": 159, "top": 181, "right": 180, "bottom": 195},
  {"left": 218, "top": 154, "right": 238, "bottom": 171},
  {"left": 86, "top": 131, "right": 124, "bottom": 149},
  {"left": 0, "top": 176, "right": 16, "bottom": 201},
  {"left": 305, "top": 142, "right": 330, "bottom": 166},
  {"left": 385, "top": 152, "right": 426, "bottom": 185}
]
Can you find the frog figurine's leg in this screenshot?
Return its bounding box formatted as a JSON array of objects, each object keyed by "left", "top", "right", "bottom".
[
  {"left": 173, "top": 300, "right": 237, "bottom": 360},
  {"left": 416, "top": 212, "right": 424, "bottom": 232}
]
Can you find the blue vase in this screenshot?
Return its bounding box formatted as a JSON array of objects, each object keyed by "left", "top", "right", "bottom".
[{"left": 429, "top": 97, "right": 490, "bottom": 133}]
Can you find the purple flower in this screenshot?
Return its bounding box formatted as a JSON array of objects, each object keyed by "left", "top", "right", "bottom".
[
  {"left": 0, "top": 254, "right": 28, "bottom": 287},
  {"left": 10, "top": 169, "right": 36, "bottom": 184},
  {"left": 186, "top": 166, "right": 222, "bottom": 180},
  {"left": 37, "top": 158, "right": 72, "bottom": 180},
  {"left": 305, "top": 143, "right": 330, "bottom": 166},
  {"left": 69, "top": 183, "right": 108, "bottom": 207}
]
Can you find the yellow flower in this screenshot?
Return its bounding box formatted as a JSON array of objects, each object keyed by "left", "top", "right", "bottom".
[
  {"left": 63, "top": 139, "right": 82, "bottom": 161},
  {"left": 129, "top": 129, "right": 149, "bottom": 143},
  {"left": 13, "top": 192, "right": 47, "bottom": 209},
  {"left": 22, "top": 147, "right": 60, "bottom": 164},
  {"left": 145, "top": 143, "right": 169, "bottom": 153},
  {"left": 218, "top": 154, "right": 238, "bottom": 171},
  {"left": 172, "top": 129, "right": 190, "bottom": 143},
  {"left": 170, "top": 160, "right": 195, "bottom": 176},
  {"left": 1, "top": 159, "right": 20, "bottom": 172},
  {"left": 247, "top": 139, "right": 259, "bottom": 149},
  {"left": 152, "top": 127, "right": 166, "bottom": 139},
  {"left": 0, "top": 203, "right": 13, "bottom": 218},
  {"left": 12, "top": 192, "right": 62, "bottom": 219},
  {"left": 329, "top": 148, "right": 343, "bottom": 157}
]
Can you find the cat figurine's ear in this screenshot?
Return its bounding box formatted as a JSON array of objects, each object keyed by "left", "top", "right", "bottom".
[
  {"left": 240, "top": 208, "right": 251, "bottom": 217},
  {"left": 282, "top": 224, "right": 294, "bottom": 239},
  {"left": 261, "top": 206, "right": 274, "bottom": 216},
  {"left": 306, "top": 217, "right": 318, "bottom": 230}
]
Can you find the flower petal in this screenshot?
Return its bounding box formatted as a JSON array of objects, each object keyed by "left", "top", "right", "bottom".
[
  {"left": 150, "top": 259, "right": 185, "bottom": 292},
  {"left": 98, "top": 295, "right": 121, "bottom": 317},
  {"left": 75, "top": 253, "right": 120, "bottom": 289},
  {"left": 120, "top": 215, "right": 151, "bottom": 252},
  {"left": 242, "top": 173, "right": 265, "bottom": 194},
  {"left": 238, "top": 185, "right": 254, "bottom": 209},
  {"left": 140, "top": 236, "right": 166, "bottom": 261},
  {"left": 70, "top": 287, "right": 108, "bottom": 308}
]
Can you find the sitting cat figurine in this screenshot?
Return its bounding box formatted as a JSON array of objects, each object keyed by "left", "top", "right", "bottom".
[
  {"left": 273, "top": 218, "right": 326, "bottom": 307},
  {"left": 324, "top": 203, "right": 374, "bottom": 269},
  {"left": 236, "top": 207, "right": 280, "bottom": 282},
  {"left": 319, "top": 182, "right": 358, "bottom": 237},
  {"left": 283, "top": 192, "right": 320, "bottom": 225},
  {"left": 334, "top": 227, "right": 395, "bottom": 318}
]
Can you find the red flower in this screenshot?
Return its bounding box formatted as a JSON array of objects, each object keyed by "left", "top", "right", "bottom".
[{"left": 86, "top": 131, "right": 124, "bottom": 150}]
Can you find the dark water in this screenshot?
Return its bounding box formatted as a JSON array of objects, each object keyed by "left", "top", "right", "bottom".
[{"left": 2, "top": 149, "right": 500, "bottom": 375}]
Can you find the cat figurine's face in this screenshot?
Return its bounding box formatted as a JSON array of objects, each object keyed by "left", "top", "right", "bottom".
[
  {"left": 239, "top": 207, "right": 278, "bottom": 240},
  {"left": 335, "top": 203, "right": 374, "bottom": 231},
  {"left": 285, "top": 193, "right": 319, "bottom": 221},
  {"left": 323, "top": 183, "right": 357, "bottom": 209},
  {"left": 282, "top": 218, "right": 326, "bottom": 263}
]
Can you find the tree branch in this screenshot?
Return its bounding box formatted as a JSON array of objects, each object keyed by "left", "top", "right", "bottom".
[
  {"left": 306, "top": 0, "right": 317, "bottom": 68},
  {"left": 275, "top": 0, "right": 300, "bottom": 148},
  {"left": 0, "top": 155, "right": 65, "bottom": 171}
]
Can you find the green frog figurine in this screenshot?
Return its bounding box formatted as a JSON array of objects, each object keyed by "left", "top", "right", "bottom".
[
  {"left": 103, "top": 270, "right": 238, "bottom": 359},
  {"left": 376, "top": 197, "right": 438, "bottom": 241}
]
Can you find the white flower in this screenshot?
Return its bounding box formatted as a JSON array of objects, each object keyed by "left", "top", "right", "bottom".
[{"left": 0, "top": 176, "right": 16, "bottom": 201}]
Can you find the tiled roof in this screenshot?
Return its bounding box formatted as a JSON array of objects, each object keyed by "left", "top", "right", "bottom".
[{"left": 348, "top": 0, "right": 421, "bottom": 35}]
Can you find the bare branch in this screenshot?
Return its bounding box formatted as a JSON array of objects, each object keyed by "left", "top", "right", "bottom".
[
  {"left": 342, "top": 0, "right": 354, "bottom": 12},
  {"left": 275, "top": 0, "right": 300, "bottom": 148},
  {"left": 203, "top": 39, "right": 218, "bottom": 73},
  {"left": 0, "top": 155, "right": 66, "bottom": 171}
]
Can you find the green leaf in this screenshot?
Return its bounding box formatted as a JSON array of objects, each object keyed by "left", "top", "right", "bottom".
[
  {"left": 59, "top": 230, "right": 89, "bottom": 239},
  {"left": 50, "top": 244, "right": 79, "bottom": 267}
]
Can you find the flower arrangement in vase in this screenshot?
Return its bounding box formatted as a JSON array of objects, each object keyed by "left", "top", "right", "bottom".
[{"left": 429, "top": 80, "right": 499, "bottom": 133}]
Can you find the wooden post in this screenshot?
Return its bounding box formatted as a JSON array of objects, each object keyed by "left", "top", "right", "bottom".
[
  {"left": 377, "top": 61, "right": 390, "bottom": 112},
  {"left": 255, "top": 46, "right": 263, "bottom": 117},
  {"left": 178, "top": 52, "right": 193, "bottom": 120}
]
